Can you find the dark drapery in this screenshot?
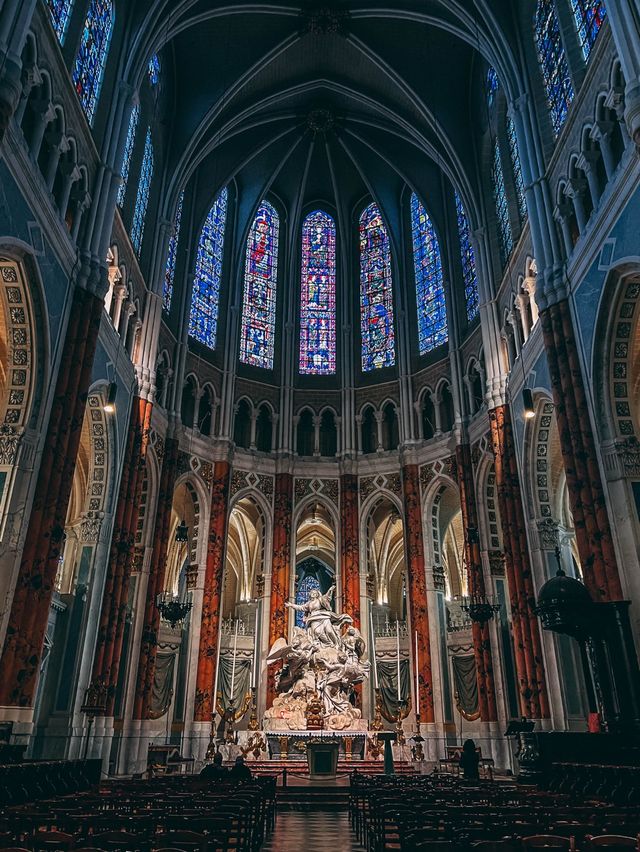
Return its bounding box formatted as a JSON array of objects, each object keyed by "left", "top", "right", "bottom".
[
  {"left": 377, "top": 659, "right": 411, "bottom": 720},
  {"left": 452, "top": 654, "right": 479, "bottom": 719},
  {"left": 148, "top": 652, "right": 176, "bottom": 719},
  {"left": 215, "top": 655, "right": 252, "bottom": 721}
]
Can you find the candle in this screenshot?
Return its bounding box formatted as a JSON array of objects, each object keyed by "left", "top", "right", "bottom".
[
  {"left": 369, "top": 609, "right": 379, "bottom": 690},
  {"left": 415, "top": 630, "right": 420, "bottom": 718},
  {"left": 396, "top": 620, "right": 401, "bottom": 703},
  {"left": 229, "top": 618, "right": 239, "bottom": 706},
  {"left": 252, "top": 603, "right": 259, "bottom": 689}
]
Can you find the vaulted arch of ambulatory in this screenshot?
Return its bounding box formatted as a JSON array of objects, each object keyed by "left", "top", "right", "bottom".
[
  {"left": 365, "top": 496, "right": 405, "bottom": 624},
  {"left": 224, "top": 495, "right": 266, "bottom": 621},
  {"left": 164, "top": 479, "right": 201, "bottom": 599},
  {"left": 293, "top": 500, "right": 336, "bottom": 628}
]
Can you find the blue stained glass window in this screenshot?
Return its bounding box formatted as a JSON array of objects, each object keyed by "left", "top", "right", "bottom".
[
  {"left": 189, "top": 187, "right": 228, "bottom": 348},
  {"left": 534, "top": 0, "right": 574, "bottom": 137},
  {"left": 507, "top": 117, "right": 527, "bottom": 223},
  {"left": 163, "top": 190, "right": 184, "bottom": 313},
  {"left": 486, "top": 67, "right": 499, "bottom": 107},
  {"left": 46, "top": 0, "right": 74, "bottom": 44},
  {"left": 454, "top": 192, "right": 479, "bottom": 323},
  {"left": 492, "top": 142, "right": 513, "bottom": 267},
  {"left": 130, "top": 128, "right": 153, "bottom": 254},
  {"left": 299, "top": 210, "right": 336, "bottom": 375},
  {"left": 295, "top": 575, "right": 321, "bottom": 628},
  {"left": 148, "top": 54, "right": 161, "bottom": 86},
  {"left": 571, "top": 1, "right": 606, "bottom": 61},
  {"left": 410, "top": 193, "right": 448, "bottom": 355},
  {"left": 117, "top": 103, "right": 139, "bottom": 207},
  {"left": 71, "top": 0, "right": 114, "bottom": 125},
  {"left": 359, "top": 203, "right": 395, "bottom": 371},
  {"left": 240, "top": 200, "right": 279, "bottom": 370}
]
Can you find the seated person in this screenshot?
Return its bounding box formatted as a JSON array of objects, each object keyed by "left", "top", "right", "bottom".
[
  {"left": 459, "top": 738, "right": 480, "bottom": 780},
  {"left": 200, "top": 751, "right": 228, "bottom": 781},
  {"left": 228, "top": 755, "right": 253, "bottom": 784}
]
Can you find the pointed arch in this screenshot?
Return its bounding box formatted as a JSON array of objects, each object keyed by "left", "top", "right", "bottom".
[
  {"left": 299, "top": 210, "right": 336, "bottom": 375},
  {"left": 189, "top": 187, "right": 228, "bottom": 348},
  {"left": 534, "top": 0, "right": 575, "bottom": 137},
  {"left": 240, "top": 199, "right": 279, "bottom": 370},
  {"left": 359, "top": 202, "right": 395, "bottom": 371},
  {"left": 71, "top": 0, "right": 114, "bottom": 125}
]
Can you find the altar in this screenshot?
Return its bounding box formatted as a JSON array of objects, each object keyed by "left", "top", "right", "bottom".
[{"left": 266, "top": 730, "right": 367, "bottom": 760}]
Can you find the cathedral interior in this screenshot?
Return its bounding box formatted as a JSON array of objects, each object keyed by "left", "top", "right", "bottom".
[{"left": 0, "top": 0, "right": 640, "bottom": 841}]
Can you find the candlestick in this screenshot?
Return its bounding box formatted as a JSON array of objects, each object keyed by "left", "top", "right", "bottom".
[
  {"left": 229, "top": 618, "right": 239, "bottom": 705},
  {"left": 396, "top": 620, "right": 401, "bottom": 703},
  {"left": 369, "top": 608, "right": 379, "bottom": 690},
  {"left": 414, "top": 629, "right": 420, "bottom": 718},
  {"left": 252, "top": 603, "right": 259, "bottom": 689}
]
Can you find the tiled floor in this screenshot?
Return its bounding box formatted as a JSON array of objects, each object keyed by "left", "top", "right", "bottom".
[{"left": 261, "top": 811, "right": 364, "bottom": 851}]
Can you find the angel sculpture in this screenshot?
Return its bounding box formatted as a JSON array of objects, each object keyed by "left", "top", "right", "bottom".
[{"left": 284, "top": 584, "right": 352, "bottom": 648}]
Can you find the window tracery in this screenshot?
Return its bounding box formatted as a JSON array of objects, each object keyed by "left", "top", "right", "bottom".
[
  {"left": 571, "top": 1, "right": 606, "bottom": 61},
  {"left": 299, "top": 210, "right": 336, "bottom": 375},
  {"left": 359, "top": 203, "right": 395, "bottom": 371},
  {"left": 189, "top": 187, "right": 228, "bottom": 348},
  {"left": 493, "top": 142, "right": 513, "bottom": 266},
  {"left": 130, "top": 128, "right": 153, "bottom": 255},
  {"left": 534, "top": 0, "right": 574, "bottom": 137},
  {"left": 46, "top": 0, "right": 74, "bottom": 44},
  {"left": 71, "top": 0, "right": 114, "bottom": 125},
  {"left": 410, "top": 193, "right": 448, "bottom": 354},
  {"left": 507, "top": 116, "right": 527, "bottom": 223},
  {"left": 148, "top": 54, "right": 161, "bottom": 86},
  {"left": 240, "top": 200, "right": 279, "bottom": 370}
]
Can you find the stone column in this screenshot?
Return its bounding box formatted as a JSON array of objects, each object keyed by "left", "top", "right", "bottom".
[
  {"left": 133, "top": 437, "right": 180, "bottom": 720},
  {"left": 90, "top": 396, "right": 153, "bottom": 715},
  {"left": 0, "top": 283, "right": 104, "bottom": 708},
  {"left": 401, "top": 464, "right": 434, "bottom": 723},
  {"left": 194, "top": 461, "right": 231, "bottom": 722},
  {"left": 455, "top": 443, "right": 498, "bottom": 722},
  {"left": 340, "top": 471, "right": 360, "bottom": 627},
  {"left": 488, "top": 405, "right": 550, "bottom": 720},
  {"left": 539, "top": 300, "right": 624, "bottom": 602},
  {"left": 603, "top": 0, "right": 640, "bottom": 146},
  {"left": 266, "top": 471, "right": 294, "bottom": 708}
]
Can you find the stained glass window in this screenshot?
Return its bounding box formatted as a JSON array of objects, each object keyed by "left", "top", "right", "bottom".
[
  {"left": 71, "top": 0, "right": 114, "bottom": 125},
  {"left": 130, "top": 128, "right": 153, "bottom": 254},
  {"left": 148, "top": 54, "right": 161, "bottom": 86},
  {"left": 359, "top": 203, "right": 395, "bottom": 371},
  {"left": 454, "top": 191, "right": 479, "bottom": 323},
  {"left": 163, "top": 190, "right": 184, "bottom": 313},
  {"left": 240, "top": 200, "right": 279, "bottom": 370},
  {"left": 534, "top": 0, "right": 574, "bottom": 137},
  {"left": 493, "top": 141, "right": 513, "bottom": 266},
  {"left": 571, "top": 1, "right": 606, "bottom": 60},
  {"left": 486, "top": 67, "right": 499, "bottom": 107},
  {"left": 410, "top": 193, "right": 448, "bottom": 355},
  {"left": 299, "top": 210, "right": 336, "bottom": 375},
  {"left": 47, "top": 0, "right": 74, "bottom": 44},
  {"left": 189, "top": 187, "right": 228, "bottom": 348},
  {"left": 507, "top": 116, "right": 527, "bottom": 223},
  {"left": 117, "top": 103, "right": 139, "bottom": 207}
]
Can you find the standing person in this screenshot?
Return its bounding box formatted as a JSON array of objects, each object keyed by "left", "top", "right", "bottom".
[{"left": 459, "top": 739, "right": 480, "bottom": 780}]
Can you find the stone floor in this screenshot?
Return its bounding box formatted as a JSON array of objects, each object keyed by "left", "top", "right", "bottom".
[{"left": 261, "top": 811, "right": 364, "bottom": 851}]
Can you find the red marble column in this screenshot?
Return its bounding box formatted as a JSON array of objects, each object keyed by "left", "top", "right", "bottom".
[
  {"left": 489, "top": 405, "right": 550, "bottom": 719},
  {"left": 194, "top": 461, "right": 231, "bottom": 722},
  {"left": 340, "top": 473, "right": 360, "bottom": 628},
  {"left": 540, "top": 299, "right": 623, "bottom": 602},
  {"left": 0, "top": 286, "right": 103, "bottom": 707},
  {"left": 401, "top": 465, "right": 434, "bottom": 723},
  {"left": 266, "top": 472, "right": 293, "bottom": 709},
  {"left": 90, "top": 396, "right": 153, "bottom": 714},
  {"left": 133, "top": 437, "right": 179, "bottom": 720},
  {"left": 455, "top": 443, "right": 498, "bottom": 722}
]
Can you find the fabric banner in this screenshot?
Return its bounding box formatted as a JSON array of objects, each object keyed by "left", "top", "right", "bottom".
[
  {"left": 148, "top": 652, "right": 176, "bottom": 719},
  {"left": 452, "top": 654, "right": 479, "bottom": 719},
  {"left": 377, "top": 659, "right": 411, "bottom": 720},
  {"left": 215, "top": 655, "right": 252, "bottom": 721}
]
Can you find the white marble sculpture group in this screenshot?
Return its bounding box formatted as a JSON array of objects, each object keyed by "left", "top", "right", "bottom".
[{"left": 264, "top": 585, "right": 370, "bottom": 731}]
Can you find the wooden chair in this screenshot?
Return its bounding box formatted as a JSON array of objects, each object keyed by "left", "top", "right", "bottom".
[
  {"left": 586, "top": 837, "right": 640, "bottom": 852},
  {"left": 156, "top": 832, "right": 206, "bottom": 852},
  {"left": 32, "top": 830, "right": 77, "bottom": 850},
  {"left": 522, "top": 836, "right": 574, "bottom": 852},
  {"left": 90, "top": 831, "right": 146, "bottom": 851}
]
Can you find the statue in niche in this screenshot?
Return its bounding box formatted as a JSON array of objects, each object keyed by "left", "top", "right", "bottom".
[{"left": 265, "top": 585, "right": 370, "bottom": 731}]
